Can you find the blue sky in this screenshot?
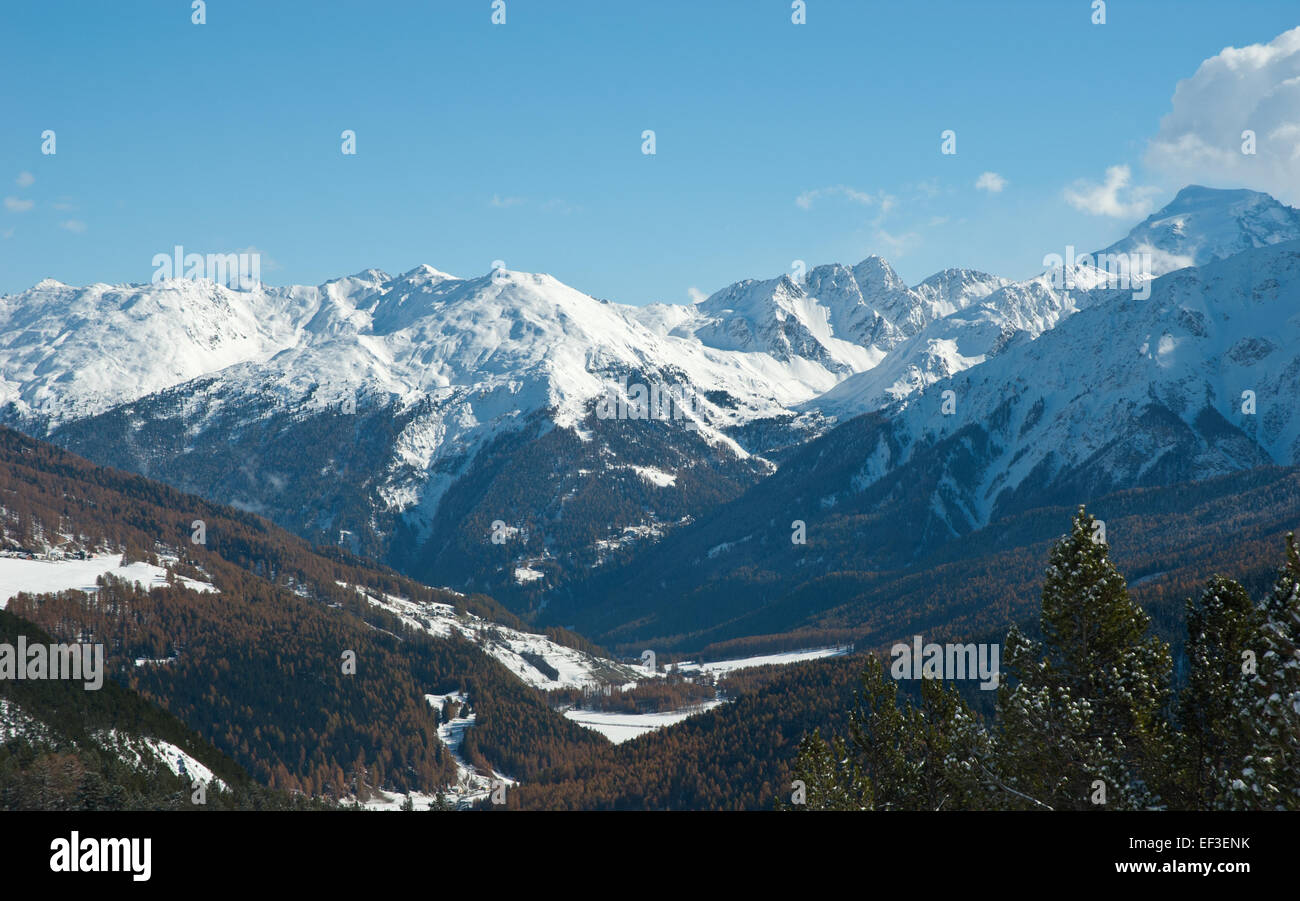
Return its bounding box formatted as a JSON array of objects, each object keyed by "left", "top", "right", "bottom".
[{"left": 2, "top": 0, "right": 1298, "bottom": 303}]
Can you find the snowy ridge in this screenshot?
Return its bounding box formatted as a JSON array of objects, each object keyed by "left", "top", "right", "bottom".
[
  {"left": 0, "top": 272, "right": 388, "bottom": 428},
  {"left": 95, "top": 729, "right": 228, "bottom": 790},
  {"left": 343, "top": 583, "right": 644, "bottom": 689},
  {"left": 810, "top": 267, "right": 1111, "bottom": 419},
  {"left": 0, "top": 553, "right": 217, "bottom": 608},
  {"left": 844, "top": 237, "right": 1300, "bottom": 532},
  {"left": 0, "top": 698, "right": 227, "bottom": 791},
  {"left": 8, "top": 184, "right": 1298, "bottom": 580},
  {"left": 1098, "top": 185, "right": 1300, "bottom": 276}
]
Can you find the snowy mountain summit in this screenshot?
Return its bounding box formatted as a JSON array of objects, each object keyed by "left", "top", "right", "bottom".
[
  {"left": 3, "top": 184, "right": 1297, "bottom": 605},
  {"left": 1098, "top": 185, "right": 1300, "bottom": 276}
]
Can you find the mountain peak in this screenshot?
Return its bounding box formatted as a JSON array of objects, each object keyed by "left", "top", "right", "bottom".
[
  {"left": 1099, "top": 185, "right": 1300, "bottom": 276},
  {"left": 399, "top": 264, "right": 457, "bottom": 284},
  {"left": 1167, "top": 184, "right": 1269, "bottom": 205},
  {"left": 852, "top": 255, "right": 902, "bottom": 285},
  {"left": 912, "top": 268, "right": 1008, "bottom": 310}
]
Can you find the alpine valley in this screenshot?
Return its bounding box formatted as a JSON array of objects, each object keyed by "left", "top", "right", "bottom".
[{"left": 4, "top": 185, "right": 1300, "bottom": 809}]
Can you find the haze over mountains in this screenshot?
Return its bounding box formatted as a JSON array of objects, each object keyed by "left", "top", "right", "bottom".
[{"left": 3, "top": 185, "right": 1300, "bottom": 624}]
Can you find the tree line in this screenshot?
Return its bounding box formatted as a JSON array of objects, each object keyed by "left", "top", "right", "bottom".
[{"left": 791, "top": 507, "right": 1299, "bottom": 811}]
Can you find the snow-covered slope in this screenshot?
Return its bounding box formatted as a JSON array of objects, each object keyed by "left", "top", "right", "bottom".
[
  {"left": 0, "top": 552, "right": 216, "bottom": 606},
  {"left": 345, "top": 582, "right": 645, "bottom": 689},
  {"left": 684, "top": 273, "right": 879, "bottom": 374},
  {"left": 95, "top": 730, "right": 227, "bottom": 790},
  {"left": 810, "top": 266, "right": 1124, "bottom": 419},
  {"left": 842, "top": 237, "right": 1300, "bottom": 533},
  {"left": 1098, "top": 185, "right": 1300, "bottom": 276},
  {"left": 0, "top": 273, "right": 389, "bottom": 429},
  {"left": 665, "top": 258, "right": 1007, "bottom": 379},
  {"left": 814, "top": 187, "right": 1300, "bottom": 421},
  {"left": 10, "top": 184, "right": 1296, "bottom": 609}
]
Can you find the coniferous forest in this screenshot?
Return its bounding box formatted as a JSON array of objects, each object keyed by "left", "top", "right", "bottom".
[
  {"left": 790, "top": 509, "right": 1300, "bottom": 811},
  {"left": 2, "top": 426, "right": 1298, "bottom": 812}
]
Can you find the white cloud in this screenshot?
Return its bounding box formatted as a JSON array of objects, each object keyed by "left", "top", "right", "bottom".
[
  {"left": 59, "top": 219, "right": 86, "bottom": 233},
  {"left": 4, "top": 197, "right": 34, "bottom": 212},
  {"left": 687, "top": 286, "right": 707, "bottom": 303},
  {"left": 795, "top": 184, "right": 880, "bottom": 210},
  {"left": 975, "top": 171, "right": 1007, "bottom": 193},
  {"left": 1123, "top": 241, "right": 1194, "bottom": 275},
  {"left": 490, "top": 194, "right": 526, "bottom": 208},
  {"left": 1063, "top": 165, "right": 1161, "bottom": 218},
  {"left": 1145, "top": 27, "right": 1300, "bottom": 203},
  {"left": 1, "top": 228, "right": 13, "bottom": 240},
  {"left": 15, "top": 172, "right": 34, "bottom": 188}
]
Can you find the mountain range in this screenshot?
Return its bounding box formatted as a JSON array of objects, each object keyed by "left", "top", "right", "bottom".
[{"left": 3, "top": 185, "right": 1299, "bottom": 629}]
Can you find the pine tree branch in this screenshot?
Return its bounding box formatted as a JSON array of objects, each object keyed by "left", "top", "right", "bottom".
[{"left": 974, "top": 755, "right": 1054, "bottom": 811}]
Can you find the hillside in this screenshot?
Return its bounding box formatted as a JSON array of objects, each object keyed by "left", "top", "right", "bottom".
[{"left": 0, "top": 426, "right": 610, "bottom": 800}]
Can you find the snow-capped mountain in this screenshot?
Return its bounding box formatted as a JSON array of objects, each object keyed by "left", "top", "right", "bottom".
[
  {"left": 0, "top": 271, "right": 399, "bottom": 430},
  {"left": 810, "top": 263, "right": 1132, "bottom": 419},
  {"left": 662, "top": 258, "right": 1009, "bottom": 378},
  {"left": 31, "top": 265, "right": 847, "bottom": 607},
  {"left": 2, "top": 265, "right": 844, "bottom": 442},
  {"left": 2, "top": 255, "right": 1031, "bottom": 600},
  {"left": 912, "top": 267, "right": 1010, "bottom": 311},
  {"left": 684, "top": 274, "right": 878, "bottom": 374},
  {"left": 557, "top": 233, "right": 1300, "bottom": 646},
  {"left": 842, "top": 236, "right": 1300, "bottom": 534},
  {"left": 1098, "top": 185, "right": 1300, "bottom": 276},
  {"left": 623, "top": 257, "right": 1015, "bottom": 429},
  {"left": 8, "top": 184, "right": 1297, "bottom": 611},
  {"left": 813, "top": 187, "right": 1300, "bottom": 421}
]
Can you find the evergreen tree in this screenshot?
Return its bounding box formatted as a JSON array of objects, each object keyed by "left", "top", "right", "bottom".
[
  {"left": 908, "top": 675, "right": 996, "bottom": 810},
  {"left": 994, "top": 625, "right": 1096, "bottom": 809},
  {"left": 996, "top": 507, "right": 1173, "bottom": 810},
  {"left": 789, "top": 729, "right": 865, "bottom": 810},
  {"left": 1230, "top": 533, "right": 1300, "bottom": 810},
  {"left": 426, "top": 791, "right": 455, "bottom": 811},
  {"left": 1178, "top": 576, "right": 1259, "bottom": 809},
  {"left": 790, "top": 655, "right": 992, "bottom": 810}
]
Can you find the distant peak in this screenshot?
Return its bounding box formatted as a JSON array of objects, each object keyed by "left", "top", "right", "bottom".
[
  {"left": 851, "top": 255, "right": 905, "bottom": 292},
  {"left": 1156, "top": 185, "right": 1286, "bottom": 216},
  {"left": 1098, "top": 184, "right": 1300, "bottom": 277},
  {"left": 400, "top": 264, "right": 457, "bottom": 282},
  {"left": 1171, "top": 184, "right": 1259, "bottom": 200},
  {"left": 854, "top": 254, "right": 892, "bottom": 269},
  {"left": 916, "top": 267, "right": 1003, "bottom": 286}
]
